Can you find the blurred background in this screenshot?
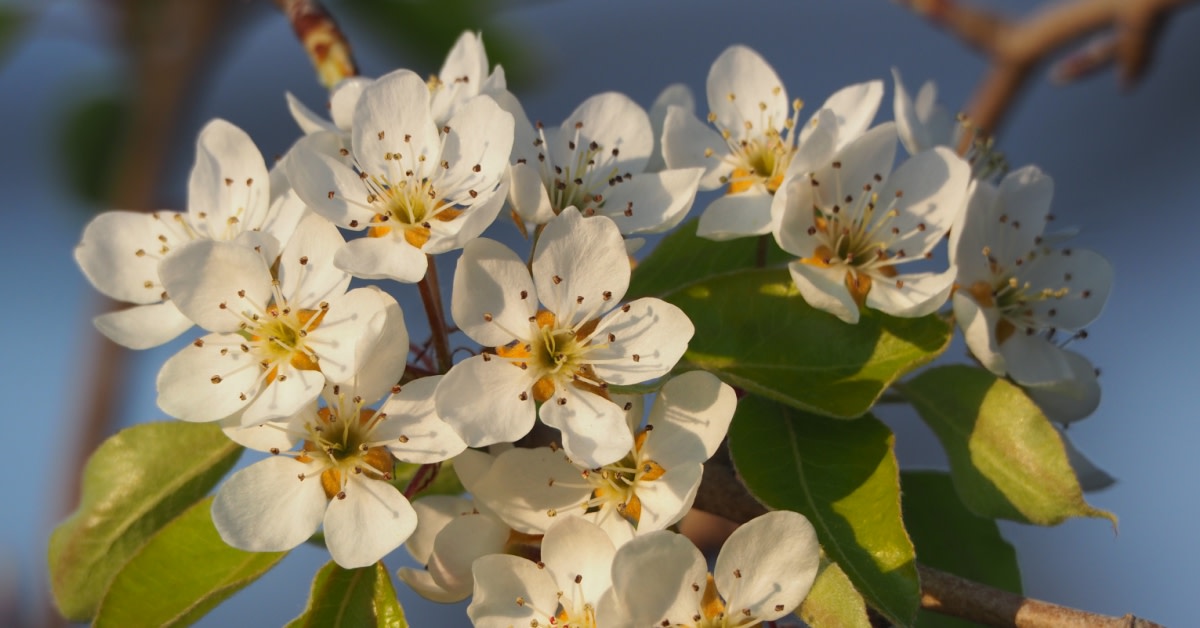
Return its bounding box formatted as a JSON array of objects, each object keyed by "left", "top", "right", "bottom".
[{"left": 2, "top": 0, "right": 1197, "bottom": 625}]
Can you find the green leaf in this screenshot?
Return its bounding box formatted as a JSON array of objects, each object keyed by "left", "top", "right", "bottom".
[
  {"left": 729, "top": 396, "right": 919, "bottom": 625},
  {"left": 48, "top": 421, "right": 243, "bottom": 621},
  {"left": 286, "top": 561, "right": 408, "bottom": 628},
  {"left": 663, "top": 268, "right": 951, "bottom": 418},
  {"left": 900, "top": 366, "right": 1115, "bottom": 525},
  {"left": 389, "top": 460, "right": 463, "bottom": 498},
  {"left": 94, "top": 497, "right": 286, "bottom": 627},
  {"left": 798, "top": 559, "right": 872, "bottom": 628},
  {"left": 900, "top": 471, "right": 1021, "bottom": 628},
  {"left": 628, "top": 219, "right": 790, "bottom": 299},
  {"left": 0, "top": 6, "right": 26, "bottom": 65}
]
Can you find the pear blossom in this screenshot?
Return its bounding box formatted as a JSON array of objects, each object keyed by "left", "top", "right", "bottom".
[
  {"left": 287, "top": 69, "right": 514, "bottom": 283},
  {"left": 506, "top": 91, "right": 703, "bottom": 237},
  {"left": 74, "top": 118, "right": 306, "bottom": 349},
  {"left": 772, "top": 124, "right": 971, "bottom": 324},
  {"left": 435, "top": 208, "right": 694, "bottom": 468},
  {"left": 598, "top": 510, "right": 820, "bottom": 627},
  {"left": 892, "top": 68, "right": 1007, "bottom": 179},
  {"left": 212, "top": 305, "right": 468, "bottom": 568},
  {"left": 287, "top": 31, "right": 507, "bottom": 140},
  {"left": 155, "top": 212, "right": 399, "bottom": 425},
  {"left": 468, "top": 516, "right": 616, "bottom": 628},
  {"left": 950, "top": 166, "right": 1112, "bottom": 388},
  {"left": 661, "top": 45, "right": 883, "bottom": 240},
  {"left": 463, "top": 371, "right": 736, "bottom": 545},
  {"left": 647, "top": 83, "right": 696, "bottom": 173}
]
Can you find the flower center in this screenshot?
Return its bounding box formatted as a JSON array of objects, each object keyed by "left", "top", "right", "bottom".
[
  {"left": 582, "top": 427, "right": 665, "bottom": 527},
  {"left": 299, "top": 406, "right": 395, "bottom": 500},
  {"left": 494, "top": 311, "right": 610, "bottom": 403},
  {"left": 711, "top": 98, "right": 804, "bottom": 195},
  {"left": 247, "top": 303, "right": 327, "bottom": 383},
  {"left": 362, "top": 174, "right": 464, "bottom": 248},
  {"left": 520, "top": 121, "right": 626, "bottom": 218}
]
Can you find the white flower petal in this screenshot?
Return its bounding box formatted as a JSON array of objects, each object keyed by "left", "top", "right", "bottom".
[
  {"left": 539, "top": 386, "right": 633, "bottom": 469},
  {"left": 93, "top": 301, "right": 194, "bottom": 350},
  {"left": 661, "top": 105, "right": 730, "bottom": 188},
  {"left": 999, "top": 332, "right": 1075, "bottom": 387},
  {"left": 993, "top": 165, "right": 1055, "bottom": 265},
  {"left": 817, "top": 123, "right": 897, "bottom": 212},
  {"left": 633, "top": 464, "right": 703, "bottom": 534},
  {"left": 437, "top": 95, "right": 514, "bottom": 196},
  {"left": 158, "top": 240, "right": 273, "bottom": 333},
  {"left": 221, "top": 414, "right": 301, "bottom": 452},
  {"left": 644, "top": 371, "right": 736, "bottom": 468},
  {"left": 351, "top": 69, "right": 439, "bottom": 178},
  {"left": 554, "top": 92, "right": 652, "bottom": 175},
  {"left": 891, "top": 68, "right": 930, "bottom": 155},
  {"left": 430, "top": 514, "right": 511, "bottom": 594},
  {"left": 541, "top": 516, "right": 615, "bottom": 603},
  {"left": 425, "top": 179, "right": 510, "bottom": 255},
  {"left": 156, "top": 333, "right": 261, "bottom": 422},
  {"left": 75, "top": 210, "right": 186, "bottom": 304},
  {"left": 610, "top": 530, "right": 707, "bottom": 626},
  {"left": 1057, "top": 429, "right": 1116, "bottom": 491},
  {"left": 878, "top": 146, "right": 971, "bottom": 258},
  {"left": 772, "top": 177, "right": 822, "bottom": 258},
  {"left": 286, "top": 133, "right": 377, "bottom": 227},
  {"left": 468, "top": 555, "right": 559, "bottom": 628},
  {"left": 949, "top": 179, "right": 1000, "bottom": 278},
  {"left": 810, "top": 80, "right": 884, "bottom": 150},
  {"left": 648, "top": 83, "right": 696, "bottom": 172},
  {"left": 333, "top": 234, "right": 429, "bottom": 283},
  {"left": 590, "top": 297, "right": 693, "bottom": 385},
  {"left": 707, "top": 46, "right": 788, "bottom": 145},
  {"left": 451, "top": 237, "right": 536, "bottom": 347},
  {"left": 509, "top": 161, "right": 556, "bottom": 226},
  {"left": 470, "top": 447, "right": 582, "bottom": 534},
  {"left": 324, "top": 477, "right": 416, "bottom": 568},
  {"left": 1020, "top": 248, "right": 1112, "bottom": 329},
  {"left": 786, "top": 108, "right": 838, "bottom": 179},
  {"left": 396, "top": 568, "right": 466, "bottom": 604},
  {"left": 286, "top": 91, "right": 337, "bottom": 135},
  {"left": 240, "top": 367, "right": 325, "bottom": 425},
  {"left": 598, "top": 168, "right": 703, "bottom": 234},
  {"left": 697, "top": 192, "right": 775, "bottom": 240},
  {"left": 788, "top": 261, "right": 860, "bottom": 324},
  {"left": 1024, "top": 349, "right": 1101, "bottom": 424},
  {"left": 306, "top": 286, "right": 398, "bottom": 387},
  {"left": 953, "top": 293, "right": 1006, "bottom": 375},
  {"left": 277, "top": 212, "right": 350, "bottom": 306},
  {"left": 188, "top": 119, "right": 270, "bottom": 233},
  {"left": 407, "top": 495, "right": 476, "bottom": 563},
  {"left": 212, "top": 456, "right": 326, "bottom": 552},
  {"left": 382, "top": 376, "right": 468, "bottom": 463},
  {"left": 330, "top": 77, "right": 372, "bottom": 131},
  {"left": 714, "top": 510, "right": 820, "bottom": 621},
  {"left": 865, "top": 268, "right": 955, "bottom": 318},
  {"left": 533, "top": 209, "right": 630, "bottom": 326},
  {"left": 436, "top": 355, "right": 536, "bottom": 447}
]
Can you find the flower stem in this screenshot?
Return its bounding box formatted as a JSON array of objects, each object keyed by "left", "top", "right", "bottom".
[
  {"left": 417, "top": 255, "right": 453, "bottom": 374},
  {"left": 403, "top": 463, "right": 442, "bottom": 499}
]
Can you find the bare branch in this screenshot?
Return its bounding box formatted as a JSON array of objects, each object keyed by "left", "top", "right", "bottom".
[{"left": 898, "top": 0, "right": 1199, "bottom": 133}]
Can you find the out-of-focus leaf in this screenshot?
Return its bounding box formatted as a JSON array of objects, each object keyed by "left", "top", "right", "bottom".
[
  {"left": 94, "top": 497, "right": 286, "bottom": 627},
  {"left": 0, "top": 7, "right": 26, "bottom": 65},
  {"left": 338, "top": 0, "right": 538, "bottom": 89},
  {"left": 662, "top": 268, "right": 951, "bottom": 418},
  {"left": 59, "top": 94, "right": 130, "bottom": 205},
  {"left": 798, "top": 559, "right": 872, "bottom": 628},
  {"left": 389, "top": 460, "right": 463, "bottom": 498},
  {"left": 901, "top": 471, "right": 1021, "bottom": 628},
  {"left": 286, "top": 561, "right": 408, "bottom": 628},
  {"left": 901, "top": 366, "right": 1115, "bottom": 525},
  {"left": 729, "top": 396, "right": 919, "bottom": 625},
  {"left": 48, "top": 422, "right": 243, "bottom": 621}
]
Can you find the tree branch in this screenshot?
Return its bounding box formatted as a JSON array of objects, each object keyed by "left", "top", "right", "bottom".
[
  {"left": 898, "top": 0, "right": 1199, "bottom": 133},
  {"left": 692, "top": 449, "right": 1163, "bottom": 627}
]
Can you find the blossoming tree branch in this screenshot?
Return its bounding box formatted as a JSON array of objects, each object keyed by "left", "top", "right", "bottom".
[{"left": 48, "top": 1, "right": 1168, "bottom": 625}]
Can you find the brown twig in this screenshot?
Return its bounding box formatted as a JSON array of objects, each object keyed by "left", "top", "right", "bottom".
[
  {"left": 273, "top": 0, "right": 357, "bottom": 88},
  {"left": 692, "top": 451, "right": 1163, "bottom": 627},
  {"left": 899, "top": 0, "right": 1198, "bottom": 134}
]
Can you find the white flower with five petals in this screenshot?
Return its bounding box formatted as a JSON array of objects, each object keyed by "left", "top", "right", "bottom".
[
  {"left": 435, "top": 208, "right": 694, "bottom": 468},
  {"left": 772, "top": 124, "right": 971, "bottom": 324},
  {"left": 288, "top": 69, "right": 514, "bottom": 283}
]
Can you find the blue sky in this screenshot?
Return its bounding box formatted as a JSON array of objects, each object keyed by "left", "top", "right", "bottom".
[{"left": 3, "top": 0, "right": 1198, "bottom": 624}]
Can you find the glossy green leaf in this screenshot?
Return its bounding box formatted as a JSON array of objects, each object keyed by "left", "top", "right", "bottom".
[
  {"left": 901, "top": 471, "right": 1021, "bottom": 628},
  {"left": 48, "top": 421, "right": 243, "bottom": 621},
  {"left": 60, "top": 94, "right": 130, "bottom": 205},
  {"left": 663, "top": 268, "right": 951, "bottom": 418},
  {"left": 900, "top": 366, "right": 1115, "bottom": 525},
  {"left": 94, "top": 497, "right": 286, "bottom": 627},
  {"left": 729, "top": 396, "right": 919, "bottom": 625},
  {"left": 287, "top": 561, "right": 408, "bottom": 628},
  {"left": 628, "top": 218, "right": 790, "bottom": 299},
  {"left": 798, "top": 559, "right": 872, "bottom": 628}
]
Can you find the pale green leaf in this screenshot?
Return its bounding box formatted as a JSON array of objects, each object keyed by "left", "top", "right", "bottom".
[
  {"left": 286, "top": 561, "right": 408, "bottom": 628},
  {"left": 48, "top": 421, "right": 242, "bottom": 621},
  {"left": 900, "top": 366, "right": 1115, "bottom": 525},
  {"left": 94, "top": 497, "right": 286, "bottom": 627},
  {"left": 729, "top": 396, "right": 919, "bottom": 625},
  {"left": 798, "top": 559, "right": 872, "bottom": 628}
]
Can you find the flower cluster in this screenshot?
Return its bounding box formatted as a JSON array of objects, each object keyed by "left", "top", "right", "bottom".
[{"left": 72, "top": 30, "right": 1113, "bottom": 625}]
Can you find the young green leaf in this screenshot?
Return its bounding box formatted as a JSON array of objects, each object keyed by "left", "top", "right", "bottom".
[
  {"left": 798, "top": 559, "right": 872, "bottom": 628},
  {"left": 900, "top": 366, "right": 1115, "bottom": 525},
  {"left": 664, "top": 269, "right": 951, "bottom": 418},
  {"left": 48, "top": 421, "right": 243, "bottom": 621},
  {"left": 94, "top": 497, "right": 286, "bottom": 627},
  {"left": 729, "top": 396, "right": 919, "bottom": 626},
  {"left": 901, "top": 471, "right": 1022, "bottom": 628},
  {"left": 628, "top": 218, "right": 790, "bottom": 299},
  {"left": 286, "top": 561, "right": 408, "bottom": 628}
]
